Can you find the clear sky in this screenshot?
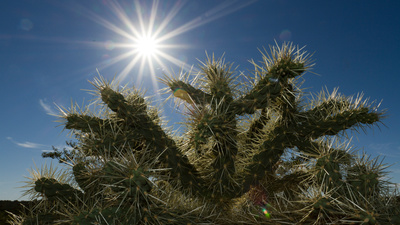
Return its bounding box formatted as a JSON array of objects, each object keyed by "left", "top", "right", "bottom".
[{"left": 1, "top": 0, "right": 399, "bottom": 201}]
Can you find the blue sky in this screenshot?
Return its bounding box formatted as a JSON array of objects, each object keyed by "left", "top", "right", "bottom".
[{"left": 1, "top": 0, "right": 399, "bottom": 201}]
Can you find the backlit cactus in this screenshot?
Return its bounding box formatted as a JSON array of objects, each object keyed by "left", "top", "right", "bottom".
[{"left": 12, "top": 42, "right": 400, "bottom": 225}]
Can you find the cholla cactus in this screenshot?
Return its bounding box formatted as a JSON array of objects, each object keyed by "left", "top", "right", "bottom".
[{"left": 12, "top": 42, "right": 400, "bottom": 225}]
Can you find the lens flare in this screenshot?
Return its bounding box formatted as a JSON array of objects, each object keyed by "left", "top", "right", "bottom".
[{"left": 262, "top": 207, "right": 271, "bottom": 219}]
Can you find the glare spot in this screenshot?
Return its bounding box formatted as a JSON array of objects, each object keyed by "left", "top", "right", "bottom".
[
  {"left": 19, "top": 18, "right": 34, "bottom": 31},
  {"left": 104, "top": 40, "right": 115, "bottom": 50},
  {"left": 279, "top": 29, "right": 292, "bottom": 41}
]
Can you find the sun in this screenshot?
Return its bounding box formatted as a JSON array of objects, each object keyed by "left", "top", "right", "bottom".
[
  {"left": 135, "top": 35, "right": 158, "bottom": 57},
  {"left": 74, "top": 0, "right": 256, "bottom": 87}
]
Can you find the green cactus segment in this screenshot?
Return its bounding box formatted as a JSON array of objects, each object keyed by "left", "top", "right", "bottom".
[
  {"left": 101, "top": 162, "right": 153, "bottom": 200},
  {"left": 389, "top": 214, "right": 400, "bottom": 224},
  {"left": 101, "top": 86, "right": 135, "bottom": 116},
  {"left": 126, "top": 168, "right": 153, "bottom": 194},
  {"left": 34, "top": 178, "right": 81, "bottom": 201},
  {"left": 245, "top": 109, "right": 268, "bottom": 144},
  {"left": 72, "top": 162, "right": 102, "bottom": 193},
  {"left": 260, "top": 41, "right": 310, "bottom": 80},
  {"left": 73, "top": 162, "right": 88, "bottom": 191},
  {"left": 100, "top": 86, "right": 150, "bottom": 125},
  {"left": 65, "top": 114, "right": 107, "bottom": 134},
  {"left": 303, "top": 98, "right": 345, "bottom": 118},
  {"left": 356, "top": 211, "right": 377, "bottom": 225},
  {"left": 193, "top": 114, "right": 212, "bottom": 147},
  {"left": 97, "top": 85, "right": 169, "bottom": 148},
  {"left": 72, "top": 205, "right": 215, "bottom": 225},
  {"left": 209, "top": 80, "right": 234, "bottom": 104},
  {"left": 234, "top": 77, "right": 282, "bottom": 115},
  {"left": 72, "top": 209, "right": 101, "bottom": 225},
  {"left": 347, "top": 169, "right": 380, "bottom": 197},
  {"left": 209, "top": 149, "right": 238, "bottom": 199},
  {"left": 240, "top": 124, "right": 296, "bottom": 194},
  {"left": 300, "top": 105, "right": 381, "bottom": 139},
  {"left": 22, "top": 213, "right": 61, "bottom": 225},
  {"left": 200, "top": 60, "right": 235, "bottom": 104},
  {"left": 82, "top": 132, "right": 142, "bottom": 156},
  {"left": 102, "top": 161, "right": 122, "bottom": 183},
  {"left": 72, "top": 207, "right": 140, "bottom": 225},
  {"left": 146, "top": 206, "right": 215, "bottom": 224},
  {"left": 241, "top": 141, "right": 285, "bottom": 193},
  {"left": 268, "top": 59, "right": 305, "bottom": 80},
  {"left": 313, "top": 197, "right": 333, "bottom": 211},
  {"left": 163, "top": 145, "right": 207, "bottom": 196},
  {"left": 294, "top": 140, "right": 321, "bottom": 156},
  {"left": 315, "top": 154, "right": 343, "bottom": 187}
]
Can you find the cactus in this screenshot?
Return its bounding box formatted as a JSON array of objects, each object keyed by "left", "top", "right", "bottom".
[{"left": 12, "top": 41, "right": 400, "bottom": 224}]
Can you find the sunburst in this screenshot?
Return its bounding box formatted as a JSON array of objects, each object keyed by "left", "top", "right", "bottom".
[
  {"left": 69, "top": 0, "right": 256, "bottom": 91},
  {"left": 135, "top": 35, "right": 158, "bottom": 57}
]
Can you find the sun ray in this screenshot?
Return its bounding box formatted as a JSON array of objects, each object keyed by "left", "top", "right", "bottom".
[
  {"left": 71, "top": 2, "right": 136, "bottom": 41},
  {"left": 137, "top": 57, "right": 147, "bottom": 86},
  {"left": 152, "top": 54, "right": 168, "bottom": 72},
  {"left": 107, "top": 1, "right": 141, "bottom": 39},
  {"left": 156, "top": 50, "right": 195, "bottom": 72},
  {"left": 118, "top": 54, "right": 142, "bottom": 81},
  {"left": 147, "top": 56, "right": 160, "bottom": 94},
  {"left": 147, "top": 0, "right": 159, "bottom": 37},
  {"left": 152, "top": 1, "right": 186, "bottom": 38},
  {"left": 61, "top": 0, "right": 256, "bottom": 92},
  {"left": 157, "top": 0, "right": 257, "bottom": 43}
]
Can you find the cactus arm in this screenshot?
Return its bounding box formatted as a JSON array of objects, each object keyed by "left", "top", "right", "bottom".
[
  {"left": 297, "top": 88, "right": 384, "bottom": 138},
  {"left": 191, "top": 108, "right": 241, "bottom": 199},
  {"left": 299, "top": 107, "right": 381, "bottom": 139},
  {"left": 93, "top": 83, "right": 209, "bottom": 197},
  {"left": 243, "top": 109, "right": 268, "bottom": 148},
  {"left": 295, "top": 139, "right": 352, "bottom": 163},
  {"left": 200, "top": 58, "right": 235, "bottom": 104},
  {"left": 82, "top": 132, "right": 142, "bottom": 156},
  {"left": 34, "top": 178, "right": 82, "bottom": 202},
  {"left": 233, "top": 77, "right": 281, "bottom": 115},
  {"left": 170, "top": 59, "right": 243, "bottom": 200},
  {"left": 100, "top": 86, "right": 147, "bottom": 123},
  {"left": 200, "top": 70, "right": 241, "bottom": 199},
  {"left": 301, "top": 98, "right": 344, "bottom": 118},
  {"left": 208, "top": 128, "right": 240, "bottom": 200},
  {"left": 97, "top": 85, "right": 165, "bottom": 144},
  {"left": 238, "top": 125, "right": 293, "bottom": 195},
  {"left": 65, "top": 114, "right": 108, "bottom": 134},
  {"left": 65, "top": 113, "right": 144, "bottom": 157},
  {"left": 268, "top": 171, "right": 311, "bottom": 195},
  {"left": 162, "top": 143, "right": 207, "bottom": 195}
]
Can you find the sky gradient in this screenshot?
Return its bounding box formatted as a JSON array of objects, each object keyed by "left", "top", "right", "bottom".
[{"left": 1, "top": 0, "right": 400, "bottom": 200}]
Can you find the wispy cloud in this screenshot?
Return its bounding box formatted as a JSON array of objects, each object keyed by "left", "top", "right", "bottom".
[
  {"left": 39, "top": 98, "right": 56, "bottom": 115},
  {"left": 368, "top": 143, "right": 400, "bottom": 158},
  {"left": 369, "top": 143, "right": 393, "bottom": 151},
  {"left": 6, "top": 137, "right": 47, "bottom": 149}
]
